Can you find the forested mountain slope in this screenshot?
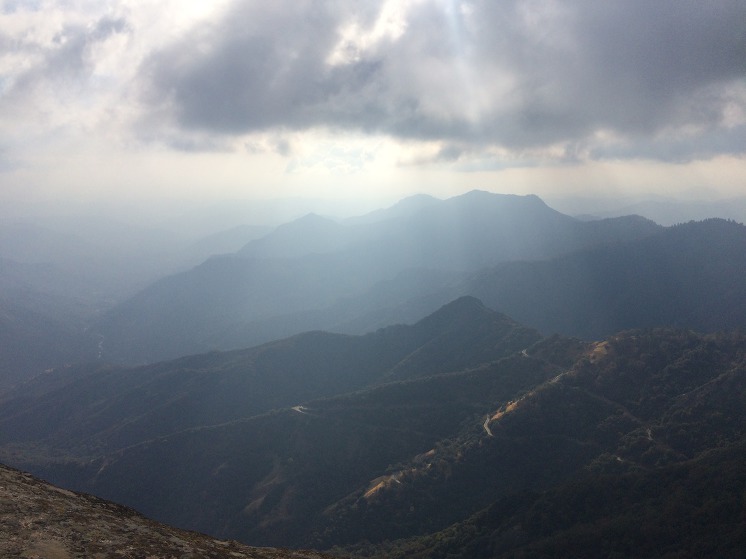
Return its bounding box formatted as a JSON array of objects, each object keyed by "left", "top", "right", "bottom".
[
  {"left": 463, "top": 218, "right": 746, "bottom": 339},
  {"left": 0, "top": 297, "right": 538, "bottom": 456},
  {"left": 350, "top": 328, "right": 746, "bottom": 558},
  {"left": 4, "top": 303, "right": 744, "bottom": 556}
]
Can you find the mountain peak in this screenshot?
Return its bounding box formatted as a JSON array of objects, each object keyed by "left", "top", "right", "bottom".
[
  {"left": 435, "top": 294, "right": 486, "bottom": 313},
  {"left": 410, "top": 296, "right": 530, "bottom": 340},
  {"left": 394, "top": 193, "right": 439, "bottom": 206},
  {"left": 236, "top": 212, "right": 343, "bottom": 258},
  {"left": 269, "top": 211, "right": 339, "bottom": 235},
  {"left": 443, "top": 190, "right": 560, "bottom": 220},
  {"left": 293, "top": 211, "right": 335, "bottom": 223},
  {"left": 417, "top": 295, "right": 488, "bottom": 324},
  {"left": 345, "top": 193, "right": 440, "bottom": 224},
  {"left": 456, "top": 190, "right": 544, "bottom": 204}
]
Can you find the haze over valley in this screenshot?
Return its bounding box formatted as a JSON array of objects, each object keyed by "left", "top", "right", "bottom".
[{"left": 3, "top": 190, "right": 746, "bottom": 557}]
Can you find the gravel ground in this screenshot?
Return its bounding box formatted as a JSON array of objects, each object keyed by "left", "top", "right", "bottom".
[{"left": 0, "top": 463, "right": 339, "bottom": 559}]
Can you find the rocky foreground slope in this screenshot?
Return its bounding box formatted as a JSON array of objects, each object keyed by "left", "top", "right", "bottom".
[{"left": 0, "top": 463, "right": 336, "bottom": 559}]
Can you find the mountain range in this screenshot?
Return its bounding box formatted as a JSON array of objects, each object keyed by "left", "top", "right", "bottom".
[
  {"left": 95, "top": 206, "right": 746, "bottom": 366},
  {"left": 0, "top": 297, "right": 539, "bottom": 456},
  {"left": 3, "top": 190, "right": 746, "bottom": 557},
  {"left": 92, "top": 191, "right": 662, "bottom": 364},
  {"left": 2, "top": 297, "right": 746, "bottom": 557},
  {"left": 10, "top": 191, "right": 744, "bottom": 384},
  {"left": 0, "top": 216, "right": 270, "bottom": 388},
  {"left": 461, "top": 217, "right": 746, "bottom": 339}
]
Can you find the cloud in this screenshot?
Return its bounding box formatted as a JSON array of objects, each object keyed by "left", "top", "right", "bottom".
[
  {"left": 2, "top": 0, "right": 744, "bottom": 174},
  {"left": 134, "top": 0, "right": 746, "bottom": 163},
  {"left": 139, "top": 2, "right": 348, "bottom": 133},
  {"left": 0, "top": 4, "right": 131, "bottom": 150},
  {"left": 2, "top": 14, "right": 127, "bottom": 98}
]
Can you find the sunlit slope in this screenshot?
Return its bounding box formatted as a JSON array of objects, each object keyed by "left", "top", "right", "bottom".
[
  {"left": 368, "top": 443, "right": 746, "bottom": 558},
  {"left": 352, "top": 330, "right": 746, "bottom": 558},
  {"left": 94, "top": 191, "right": 660, "bottom": 364}
]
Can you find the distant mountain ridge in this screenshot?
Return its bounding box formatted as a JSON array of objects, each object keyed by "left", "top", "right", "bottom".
[
  {"left": 101, "top": 215, "right": 746, "bottom": 367},
  {"left": 93, "top": 191, "right": 661, "bottom": 364},
  {"left": 552, "top": 194, "right": 746, "bottom": 226},
  {"left": 2, "top": 192, "right": 746, "bottom": 557},
  {"left": 238, "top": 213, "right": 351, "bottom": 259},
  {"left": 463, "top": 218, "right": 746, "bottom": 338},
  {"left": 0, "top": 216, "right": 270, "bottom": 387},
  {"left": 5, "top": 192, "right": 744, "bottom": 395}
]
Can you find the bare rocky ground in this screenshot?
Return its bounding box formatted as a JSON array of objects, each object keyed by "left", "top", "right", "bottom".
[{"left": 0, "top": 463, "right": 339, "bottom": 559}]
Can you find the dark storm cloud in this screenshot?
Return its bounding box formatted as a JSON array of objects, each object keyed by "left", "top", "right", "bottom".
[
  {"left": 140, "top": 2, "right": 360, "bottom": 133},
  {"left": 426, "top": 0, "right": 746, "bottom": 148},
  {"left": 587, "top": 125, "right": 746, "bottom": 163},
  {"left": 540, "top": 1, "right": 746, "bottom": 136},
  {"left": 139, "top": 0, "right": 746, "bottom": 159}
]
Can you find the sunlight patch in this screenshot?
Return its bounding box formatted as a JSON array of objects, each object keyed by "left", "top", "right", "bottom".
[{"left": 326, "top": 0, "right": 420, "bottom": 66}]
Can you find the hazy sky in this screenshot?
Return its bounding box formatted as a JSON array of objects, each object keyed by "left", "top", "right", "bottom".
[{"left": 2, "top": 0, "right": 745, "bottom": 215}]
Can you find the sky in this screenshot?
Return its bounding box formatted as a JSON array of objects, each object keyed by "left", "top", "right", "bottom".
[{"left": 1, "top": 0, "right": 745, "bottom": 218}]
